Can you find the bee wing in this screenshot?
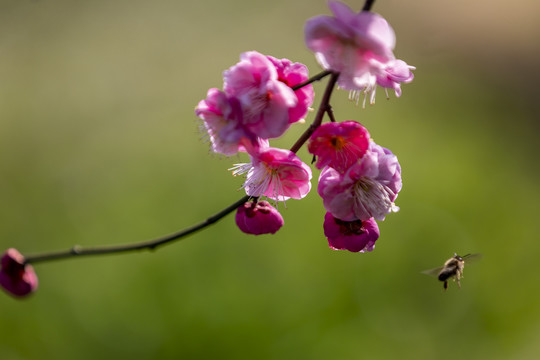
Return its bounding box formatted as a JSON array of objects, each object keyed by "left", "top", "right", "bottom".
[
  {"left": 421, "top": 266, "right": 444, "bottom": 277},
  {"left": 462, "top": 253, "right": 482, "bottom": 264}
]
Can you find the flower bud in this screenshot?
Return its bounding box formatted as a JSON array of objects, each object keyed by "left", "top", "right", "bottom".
[
  {"left": 235, "top": 201, "right": 284, "bottom": 235},
  {"left": 0, "top": 248, "right": 38, "bottom": 298}
]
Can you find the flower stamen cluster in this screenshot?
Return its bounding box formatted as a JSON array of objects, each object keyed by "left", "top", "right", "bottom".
[{"left": 230, "top": 146, "right": 312, "bottom": 202}]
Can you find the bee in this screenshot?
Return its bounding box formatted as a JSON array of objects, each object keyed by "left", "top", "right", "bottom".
[{"left": 422, "top": 253, "right": 481, "bottom": 290}]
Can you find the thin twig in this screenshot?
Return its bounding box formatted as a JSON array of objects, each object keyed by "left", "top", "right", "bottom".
[
  {"left": 292, "top": 70, "right": 332, "bottom": 91},
  {"left": 362, "top": 0, "right": 376, "bottom": 11},
  {"left": 25, "top": 195, "right": 250, "bottom": 264},
  {"left": 326, "top": 105, "right": 337, "bottom": 123}
]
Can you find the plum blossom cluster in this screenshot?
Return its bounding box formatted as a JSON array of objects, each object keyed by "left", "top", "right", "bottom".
[
  {"left": 196, "top": 51, "right": 316, "bottom": 234},
  {"left": 1, "top": 0, "right": 414, "bottom": 298},
  {"left": 194, "top": 1, "right": 409, "bottom": 249},
  {"left": 310, "top": 122, "right": 402, "bottom": 252}
]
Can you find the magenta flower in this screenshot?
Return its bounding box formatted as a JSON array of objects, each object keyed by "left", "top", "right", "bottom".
[
  {"left": 195, "top": 88, "right": 257, "bottom": 156},
  {"left": 323, "top": 212, "right": 379, "bottom": 252},
  {"left": 231, "top": 147, "right": 312, "bottom": 202},
  {"left": 0, "top": 248, "right": 38, "bottom": 298},
  {"left": 266, "top": 55, "right": 314, "bottom": 124},
  {"left": 236, "top": 200, "right": 284, "bottom": 235},
  {"left": 223, "top": 51, "right": 299, "bottom": 139},
  {"left": 318, "top": 141, "right": 402, "bottom": 221},
  {"left": 308, "top": 120, "right": 370, "bottom": 173},
  {"left": 305, "top": 1, "right": 413, "bottom": 105}
]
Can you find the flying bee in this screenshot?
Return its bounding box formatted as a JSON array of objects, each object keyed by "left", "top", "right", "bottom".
[{"left": 422, "top": 253, "right": 481, "bottom": 290}]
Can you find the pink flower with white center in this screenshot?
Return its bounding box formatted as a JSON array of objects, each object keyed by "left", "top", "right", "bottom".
[
  {"left": 266, "top": 55, "right": 314, "bottom": 124},
  {"left": 305, "top": 1, "right": 414, "bottom": 106},
  {"left": 195, "top": 88, "right": 258, "bottom": 156},
  {"left": 308, "top": 120, "right": 370, "bottom": 173},
  {"left": 376, "top": 59, "right": 415, "bottom": 97},
  {"left": 223, "top": 51, "right": 299, "bottom": 139},
  {"left": 236, "top": 200, "right": 284, "bottom": 235},
  {"left": 231, "top": 147, "right": 312, "bottom": 202},
  {"left": 0, "top": 248, "right": 38, "bottom": 298},
  {"left": 318, "top": 141, "right": 402, "bottom": 221},
  {"left": 323, "top": 212, "right": 379, "bottom": 252}
]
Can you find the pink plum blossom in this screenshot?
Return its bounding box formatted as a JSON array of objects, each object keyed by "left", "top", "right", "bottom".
[
  {"left": 196, "top": 52, "right": 315, "bottom": 155},
  {"left": 231, "top": 147, "right": 312, "bottom": 202},
  {"left": 304, "top": 1, "right": 414, "bottom": 105},
  {"left": 223, "top": 51, "right": 299, "bottom": 139},
  {"left": 323, "top": 212, "right": 379, "bottom": 252},
  {"left": 0, "top": 248, "right": 38, "bottom": 298},
  {"left": 318, "top": 141, "right": 402, "bottom": 221},
  {"left": 308, "top": 120, "right": 370, "bottom": 173},
  {"left": 236, "top": 200, "right": 284, "bottom": 235},
  {"left": 266, "top": 56, "right": 314, "bottom": 124},
  {"left": 195, "top": 88, "right": 257, "bottom": 156}
]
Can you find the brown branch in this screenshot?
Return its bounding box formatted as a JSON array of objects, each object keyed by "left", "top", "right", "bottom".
[
  {"left": 289, "top": 72, "right": 340, "bottom": 154},
  {"left": 292, "top": 70, "right": 332, "bottom": 90},
  {"left": 25, "top": 195, "right": 250, "bottom": 264},
  {"left": 362, "top": 0, "right": 376, "bottom": 11}
]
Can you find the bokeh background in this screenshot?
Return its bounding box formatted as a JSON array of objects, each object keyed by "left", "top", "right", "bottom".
[{"left": 1, "top": 0, "right": 539, "bottom": 359}]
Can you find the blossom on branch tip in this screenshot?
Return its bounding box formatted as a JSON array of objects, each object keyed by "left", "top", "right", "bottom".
[
  {"left": 231, "top": 147, "right": 312, "bottom": 202},
  {"left": 323, "top": 212, "right": 379, "bottom": 252},
  {"left": 308, "top": 120, "right": 370, "bottom": 173},
  {"left": 236, "top": 201, "right": 284, "bottom": 235},
  {"left": 304, "top": 1, "right": 414, "bottom": 105},
  {"left": 318, "top": 141, "right": 402, "bottom": 221},
  {"left": 0, "top": 248, "right": 38, "bottom": 298}
]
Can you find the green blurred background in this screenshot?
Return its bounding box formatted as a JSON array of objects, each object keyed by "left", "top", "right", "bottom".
[{"left": 1, "top": 0, "right": 539, "bottom": 359}]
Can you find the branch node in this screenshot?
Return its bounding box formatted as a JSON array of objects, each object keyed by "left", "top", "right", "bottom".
[{"left": 71, "top": 246, "right": 82, "bottom": 255}]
